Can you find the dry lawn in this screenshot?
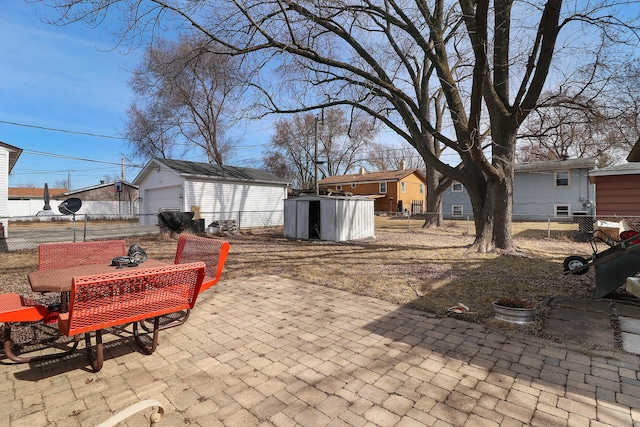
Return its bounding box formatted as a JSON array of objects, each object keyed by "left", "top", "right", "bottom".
[{"left": 0, "top": 216, "right": 596, "bottom": 338}]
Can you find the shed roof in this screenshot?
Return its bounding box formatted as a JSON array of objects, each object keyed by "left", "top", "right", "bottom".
[
  {"left": 134, "top": 158, "right": 289, "bottom": 186},
  {"left": 515, "top": 157, "right": 597, "bottom": 172},
  {"left": 287, "top": 195, "right": 374, "bottom": 202},
  {"left": 319, "top": 168, "right": 425, "bottom": 185}
]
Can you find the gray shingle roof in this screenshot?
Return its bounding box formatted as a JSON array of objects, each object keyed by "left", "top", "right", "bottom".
[
  {"left": 515, "top": 157, "right": 597, "bottom": 172},
  {"left": 155, "top": 158, "right": 289, "bottom": 185}
]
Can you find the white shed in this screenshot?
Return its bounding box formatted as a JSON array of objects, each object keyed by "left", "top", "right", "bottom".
[
  {"left": 133, "top": 158, "right": 289, "bottom": 228},
  {"left": 284, "top": 195, "right": 375, "bottom": 241},
  {"left": 0, "top": 142, "right": 23, "bottom": 238}
]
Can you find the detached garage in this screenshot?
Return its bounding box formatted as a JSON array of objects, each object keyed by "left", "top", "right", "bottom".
[
  {"left": 133, "top": 158, "right": 289, "bottom": 228},
  {"left": 284, "top": 195, "right": 375, "bottom": 241}
]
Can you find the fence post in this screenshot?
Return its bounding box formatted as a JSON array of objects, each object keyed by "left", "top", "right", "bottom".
[
  {"left": 547, "top": 217, "right": 551, "bottom": 239},
  {"left": 466, "top": 216, "right": 470, "bottom": 234},
  {"left": 83, "top": 215, "right": 88, "bottom": 241}
]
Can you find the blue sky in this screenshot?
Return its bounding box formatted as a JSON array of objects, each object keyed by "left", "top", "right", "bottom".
[
  {"left": 0, "top": 2, "right": 273, "bottom": 190},
  {"left": 0, "top": 2, "right": 145, "bottom": 189}
]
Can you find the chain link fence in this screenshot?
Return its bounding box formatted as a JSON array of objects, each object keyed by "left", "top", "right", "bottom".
[
  {"left": 380, "top": 212, "right": 640, "bottom": 242},
  {"left": 1, "top": 210, "right": 284, "bottom": 252},
  {"left": 3, "top": 210, "right": 639, "bottom": 252}
]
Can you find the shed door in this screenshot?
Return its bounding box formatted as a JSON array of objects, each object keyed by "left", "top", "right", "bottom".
[{"left": 309, "top": 200, "right": 321, "bottom": 239}]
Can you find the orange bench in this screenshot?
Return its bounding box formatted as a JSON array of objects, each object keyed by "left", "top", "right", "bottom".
[
  {"left": 144, "top": 234, "right": 230, "bottom": 330},
  {"left": 174, "top": 234, "right": 230, "bottom": 291},
  {"left": 57, "top": 262, "right": 206, "bottom": 371},
  {"left": 39, "top": 240, "right": 127, "bottom": 270},
  {"left": 1, "top": 293, "right": 51, "bottom": 363}
]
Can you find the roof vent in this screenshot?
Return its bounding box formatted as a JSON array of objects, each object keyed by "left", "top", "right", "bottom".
[{"left": 360, "top": 167, "right": 366, "bottom": 175}]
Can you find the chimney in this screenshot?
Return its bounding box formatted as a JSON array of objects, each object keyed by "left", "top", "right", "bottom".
[
  {"left": 360, "top": 167, "right": 366, "bottom": 175},
  {"left": 400, "top": 159, "right": 406, "bottom": 170}
]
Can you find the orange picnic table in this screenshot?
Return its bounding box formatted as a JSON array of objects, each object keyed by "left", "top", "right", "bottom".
[{"left": 28, "top": 259, "right": 170, "bottom": 292}]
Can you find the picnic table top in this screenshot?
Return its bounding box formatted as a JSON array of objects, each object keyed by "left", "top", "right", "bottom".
[{"left": 28, "top": 259, "right": 169, "bottom": 293}]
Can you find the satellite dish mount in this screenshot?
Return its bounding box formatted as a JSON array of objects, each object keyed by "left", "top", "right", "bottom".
[{"left": 58, "top": 198, "right": 82, "bottom": 241}]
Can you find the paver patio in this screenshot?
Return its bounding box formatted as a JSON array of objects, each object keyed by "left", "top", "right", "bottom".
[{"left": 2, "top": 275, "right": 640, "bottom": 426}]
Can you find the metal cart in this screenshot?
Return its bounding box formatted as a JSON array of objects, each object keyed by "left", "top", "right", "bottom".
[{"left": 564, "top": 221, "right": 640, "bottom": 298}]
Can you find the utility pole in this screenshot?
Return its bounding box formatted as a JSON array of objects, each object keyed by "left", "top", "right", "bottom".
[{"left": 314, "top": 115, "right": 319, "bottom": 196}]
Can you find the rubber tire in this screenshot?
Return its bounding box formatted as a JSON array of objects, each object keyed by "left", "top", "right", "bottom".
[{"left": 563, "top": 255, "right": 589, "bottom": 275}]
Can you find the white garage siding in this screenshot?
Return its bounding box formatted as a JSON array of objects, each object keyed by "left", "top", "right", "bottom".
[
  {"left": 142, "top": 185, "right": 183, "bottom": 226},
  {"left": 185, "top": 180, "right": 286, "bottom": 228},
  {"left": 0, "top": 148, "right": 7, "bottom": 237}
]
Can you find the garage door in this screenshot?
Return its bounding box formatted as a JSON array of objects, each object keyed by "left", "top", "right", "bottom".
[{"left": 143, "top": 186, "right": 181, "bottom": 226}]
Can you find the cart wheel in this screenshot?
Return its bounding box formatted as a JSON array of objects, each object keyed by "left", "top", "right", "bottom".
[{"left": 563, "top": 255, "right": 589, "bottom": 275}]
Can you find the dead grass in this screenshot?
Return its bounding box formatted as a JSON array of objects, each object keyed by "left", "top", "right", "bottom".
[{"left": 0, "top": 216, "right": 596, "bottom": 338}]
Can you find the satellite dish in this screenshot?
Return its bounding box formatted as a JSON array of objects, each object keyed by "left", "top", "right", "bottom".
[{"left": 58, "top": 198, "right": 82, "bottom": 215}]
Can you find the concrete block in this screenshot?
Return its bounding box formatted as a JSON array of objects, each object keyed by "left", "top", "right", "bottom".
[{"left": 626, "top": 277, "right": 640, "bottom": 299}]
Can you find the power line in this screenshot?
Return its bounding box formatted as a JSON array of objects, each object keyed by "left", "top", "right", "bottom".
[
  {"left": 21, "top": 149, "right": 145, "bottom": 168},
  {"left": 0, "top": 120, "right": 125, "bottom": 140}
]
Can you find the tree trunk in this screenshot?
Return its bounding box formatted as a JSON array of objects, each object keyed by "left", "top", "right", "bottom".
[
  {"left": 461, "top": 121, "right": 517, "bottom": 253},
  {"left": 423, "top": 165, "right": 442, "bottom": 228},
  {"left": 465, "top": 170, "right": 493, "bottom": 253},
  {"left": 490, "top": 122, "right": 516, "bottom": 252}
]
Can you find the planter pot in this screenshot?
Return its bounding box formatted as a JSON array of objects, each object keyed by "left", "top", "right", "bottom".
[{"left": 492, "top": 300, "right": 536, "bottom": 325}]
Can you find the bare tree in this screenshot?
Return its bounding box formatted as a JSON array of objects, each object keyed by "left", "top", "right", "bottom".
[
  {"left": 54, "top": 178, "right": 71, "bottom": 189},
  {"left": 518, "top": 57, "right": 640, "bottom": 166},
  {"left": 517, "top": 95, "right": 621, "bottom": 166},
  {"left": 125, "top": 35, "right": 245, "bottom": 164},
  {"left": 601, "top": 60, "right": 640, "bottom": 154},
  {"left": 36, "top": 0, "right": 640, "bottom": 252},
  {"left": 366, "top": 142, "right": 425, "bottom": 172},
  {"left": 264, "top": 108, "right": 375, "bottom": 189}
]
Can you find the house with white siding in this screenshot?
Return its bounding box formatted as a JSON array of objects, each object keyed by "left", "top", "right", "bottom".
[
  {"left": 0, "top": 142, "right": 23, "bottom": 238},
  {"left": 442, "top": 157, "right": 597, "bottom": 220},
  {"left": 133, "top": 158, "right": 290, "bottom": 228}
]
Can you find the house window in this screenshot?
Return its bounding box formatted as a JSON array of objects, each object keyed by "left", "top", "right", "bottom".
[
  {"left": 401, "top": 182, "right": 406, "bottom": 193},
  {"left": 555, "top": 171, "right": 570, "bottom": 187},
  {"left": 379, "top": 182, "right": 387, "bottom": 193},
  {"left": 351, "top": 183, "right": 357, "bottom": 188},
  {"left": 419, "top": 184, "right": 424, "bottom": 195},
  {"left": 452, "top": 205, "right": 463, "bottom": 217},
  {"left": 452, "top": 181, "right": 463, "bottom": 192},
  {"left": 555, "top": 204, "right": 571, "bottom": 217},
  {"left": 335, "top": 185, "right": 342, "bottom": 191}
]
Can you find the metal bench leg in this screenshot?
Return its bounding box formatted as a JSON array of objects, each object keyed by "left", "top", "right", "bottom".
[
  {"left": 85, "top": 331, "right": 104, "bottom": 372},
  {"left": 3, "top": 324, "right": 79, "bottom": 364},
  {"left": 133, "top": 317, "right": 159, "bottom": 355},
  {"left": 139, "top": 309, "right": 191, "bottom": 332}
]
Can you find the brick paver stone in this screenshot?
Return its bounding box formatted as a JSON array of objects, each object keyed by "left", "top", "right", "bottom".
[{"left": 1, "top": 275, "right": 640, "bottom": 426}]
